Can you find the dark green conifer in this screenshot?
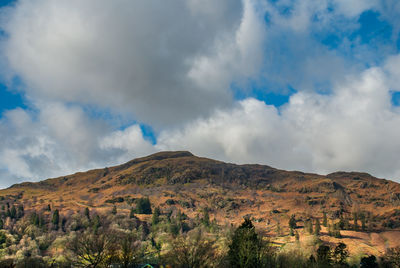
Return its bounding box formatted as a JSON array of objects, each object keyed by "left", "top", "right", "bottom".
[
  {"left": 314, "top": 218, "right": 321, "bottom": 235},
  {"left": 322, "top": 211, "right": 328, "bottom": 227},
  {"left": 52, "top": 209, "right": 59, "bottom": 230},
  {"left": 111, "top": 205, "right": 117, "bottom": 215},
  {"left": 152, "top": 207, "right": 161, "bottom": 225},
  {"left": 84, "top": 207, "right": 90, "bottom": 220}
]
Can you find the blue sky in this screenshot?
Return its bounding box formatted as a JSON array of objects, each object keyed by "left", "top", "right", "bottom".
[{"left": 1, "top": 0, "right": 400, "bottom": 188}]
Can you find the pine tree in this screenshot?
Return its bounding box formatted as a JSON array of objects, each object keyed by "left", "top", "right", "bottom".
[
  {"left": 93, "top": 215, "right": 101, "bottom": 233},
  {"left": 333, "top": 223, "right": 342, "bottom": 238},
  {"left": 135, "top": 197, "right": 152, "bottom": 214},
  {"left": 30, "top": 211, "right": 40, "bottom": 226},
  {"left": 323, "top": 211, "right": 328, "bottom": 227},
  {"left": 314, "top": 219, "right": 321, "bottom": 235},
  {"left": 276, "top": 220, "right": 281, "bottom": 236},
  {"left": 5, "top": 208, "right": 10, "bottom": 218},
  {"left": 61, "top": 217, "right": 67, "bottom": 232},
  {"left": 84, "top": 207, "right": 90, "bottom": 220},
  {"left": 10, "top": 206, "right": 16, "bottom": 219},
  {"left": 317, "top": 245, "right": 332, "bottom": 265},
  {"left": 112, "top": 205, "right": 117, "bottom": 215},
  {"left": 152, "top": 207, "right": 161, "bottom": 226},
  {"left": 307, "top": 219, "right": 313, "bottom": 234},
  {"left": 39, "top": 214, "right": 45, "bottom": 228},
  {"left": 289, "top": 214, "right": 297, "bottom": 229},
  {"left": 353, "top": 212, "right": 359, "bottom": 231},
  {"left": 328, "top": 223, "right": 333, "bottom": 236},
  {"left": 52, "top": 209, "right": 60, "bottom": 230},
  {"left": 17, "top": 205, "right": 24, "bottom": 219},
  {"left": 228, "top": 218, "right": 271, "bottom": 267},
  {"left": 47, "top": 204, "right": 51, "bottom": 211},
  {"left": 360, "top": 213, "right": 366, "bottom": 231},
  {"left": 201, "top": 209, "right": 210, "bottom": 227}
]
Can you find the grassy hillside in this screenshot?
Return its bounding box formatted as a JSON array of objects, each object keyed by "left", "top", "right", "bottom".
[{"left": 1, "top": 151, "right": 400, "bottom": 266}]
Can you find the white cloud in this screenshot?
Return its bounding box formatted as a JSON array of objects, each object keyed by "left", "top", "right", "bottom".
[
  {"left": 2, "top": 0, "right": 251, "bottom": 127},
  {"left": 1, "top": 0, "right": 400, "bottom": 189},
  {"left": 0, "top": 103, "right": 154, "bottom": 186},
  {"left": 333, "top": 0, "right": 378, "bottom": 17},
  {"left": 100, "top": 125, "right": 156, "bottom": 163},
  {"left": 158, "top": 64, "right": 400, "bottom": 180}
]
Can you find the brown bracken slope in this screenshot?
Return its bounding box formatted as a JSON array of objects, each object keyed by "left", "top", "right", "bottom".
[{"left": 2, "top": 151, "right": 400, "bottom": 255}]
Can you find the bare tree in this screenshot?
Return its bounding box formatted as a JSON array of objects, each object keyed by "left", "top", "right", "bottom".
[
  {"left": 164, "top": 229, "right": 218, "bottom": 268},
  {"left": 117, "top": 231, "right": 143, "bottom": 268},
  {"left": 67, "top": 230, "right": 112, "bottom": 267}
]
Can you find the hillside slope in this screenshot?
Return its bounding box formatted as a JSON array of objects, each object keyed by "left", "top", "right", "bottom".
[{"left": 2, "top": 151, "right": 400, "bottom": 255}]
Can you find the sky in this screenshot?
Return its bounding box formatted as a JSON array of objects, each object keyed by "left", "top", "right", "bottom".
[{"left": 0, "top": 0, "right": 400, "bottom": 188}]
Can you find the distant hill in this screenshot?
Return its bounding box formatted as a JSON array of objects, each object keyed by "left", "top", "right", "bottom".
[{"left": 2, "top": 151, "right": 400, "bottom": 255}]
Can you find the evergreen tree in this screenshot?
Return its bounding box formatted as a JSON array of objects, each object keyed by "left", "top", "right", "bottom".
[
  {"left": 152, "top": 207, "right": 161, "bottom": 226},
  {"left": 5, "top": 208, "right": 10, "bottom": 218},
  {"left": 84, "top": 207, "right": 90, "bottom": 220},
  {"left": 328, "top": 223, "right": 333, "bottom": 236},
  {"left": 93, "top": 215, "right": 101, "bottom": 233},
  {"left": 289, "top": 227, "right": 294, "bottom": 236},
  {"left": 289, "top": 214, "right": 297, "bottom": 229},
  {"left": 307, "top": 219, "right": 313, "bottom": 234},
  {"left": 10, "top": 206, "right": 16, "bottom": 219},
  {"left": 17, "top": 205, "right": 24, "bottom": 218},
  {"left": 323, "top": 211, "right": 328, "bottom": 227},
  {"left": 61, "top": 217, "right": 67, "bottom": 232},
  {"left": 228, "top": 218, "right": 272, "bottom": 268},
  {"left": 0, "top": 219, "right": 3, "bottom": 229},
  {"left": 314, "top": 218, "right": 321, "bottom": 235},
  {"left": 276, "top": 220, "right": 281, "bottom": 236},
  {"left": 333, "top": 223, "right": 342, "bottom": 238},
  {"left": 111, "top": 205, "right": 117, "bottom": 215},
  {"left": 201, "top": 209, "right": 210, "bottom": 227},
  {"left": 316, "top": 245, "right": 332, "bottom": 265},
  {"left": 52, "top": 209, "right": 60, "bottom": 230},
  {"left": 135, "top": 197, "right": 152, "bottom": 214},
  {"left": 353, "top": 212, "right": 359, "bottom": 231},
  {"left": 30, "top": 211, "right": 40, "bottom": 226},
  {"left": 39, "top": 213, "right": 45, "bottom": 228},
  {"left": 360, "top": 213, "right": 366, "bottom": 231},
  {"left": 47, "top": 204, "right": 51, "bottom": 211}
]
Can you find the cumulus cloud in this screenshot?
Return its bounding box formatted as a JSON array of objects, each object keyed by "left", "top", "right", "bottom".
[
  {"left": 1, "top": 0, "right": 400, "bottom": 189},
  {"left": 0, "top": 103, "right": 154, "bottom": 186},
  {"left": 1, "top": 0, "right": 264, "bottom": 127},
  {"left": 158, "top": 63, "right": 400, "bottom": 180}
]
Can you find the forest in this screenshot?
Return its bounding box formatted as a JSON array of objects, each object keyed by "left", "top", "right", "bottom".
[{"left": 0, "top": 196, "right": 400, "bottom": 268}]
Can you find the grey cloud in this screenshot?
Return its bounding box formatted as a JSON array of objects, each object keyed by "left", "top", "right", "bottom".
[
  {"left": 2, "top": 0, "right": 246, "bottom": 127},
  {"left": 157, "top": 62, "right": 400, "bottom": 181}
]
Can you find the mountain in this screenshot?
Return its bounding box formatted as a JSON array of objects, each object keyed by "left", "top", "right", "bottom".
[{"left": 2, "top": 151, "right": 400, "bottom": 255}]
